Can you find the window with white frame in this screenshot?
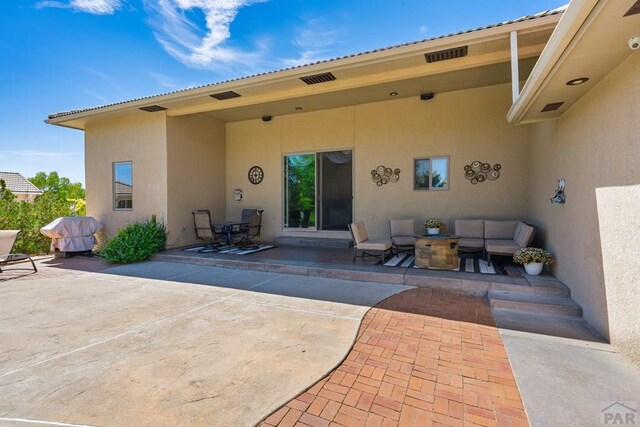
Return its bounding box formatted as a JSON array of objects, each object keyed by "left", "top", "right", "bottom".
[
  {"left": 414, "top": 156, "right": 449, "bottom": 190},
  {"left": 113, "top": 161, "right": 133, "bottom": 210}
]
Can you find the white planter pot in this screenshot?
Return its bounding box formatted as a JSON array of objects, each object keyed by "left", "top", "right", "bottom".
[
  {"left": 427, "top": 227, "right": 440, "bottom": 235},
  {"left": 524, "top": 262, "right": 543, "bottom": 276}
]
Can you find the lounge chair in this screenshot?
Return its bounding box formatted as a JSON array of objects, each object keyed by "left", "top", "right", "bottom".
[
  {"left": 234, "top": 210, "right": 263, "bottom": 248},
  {"left": 348, "top": 222, "right": 392, "bottom": 263},
  {"left": 0, "top": 230, "right": 37, "bottom": 273},
  {"left": 389, "top": 219, "right": 416, "bottom": 255},
  {"left": 192, "top": 210, "right": 225, "bottom": 250}
]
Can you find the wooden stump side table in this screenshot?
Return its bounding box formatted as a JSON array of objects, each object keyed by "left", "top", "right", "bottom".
[{"left": 415, "top": 235, "right": 460, "bottom": 269}]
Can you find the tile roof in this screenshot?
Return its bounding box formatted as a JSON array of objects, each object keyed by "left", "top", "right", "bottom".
[
  {"left": 47, "top": 7, "right": 566, "bottom": 121},
  {"left": 0, "top": 172, "right": 44, "bottom": 195}
]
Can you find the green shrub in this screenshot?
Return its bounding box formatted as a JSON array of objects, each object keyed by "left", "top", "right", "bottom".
[{"left": 99, "top": 215, "right": 167, "bottom": 264}]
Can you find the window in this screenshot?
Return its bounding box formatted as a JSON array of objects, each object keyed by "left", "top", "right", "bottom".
[
  {"left": 113, "top": 162, "right": 133, "bottom": 210},
  {"left": 414, "top": 156, "right": 449, "bottom": 190}
]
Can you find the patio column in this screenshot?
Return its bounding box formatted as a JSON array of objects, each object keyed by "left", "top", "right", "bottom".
[{"left": 510, "top": 30, "right": 519, "bottom": 103}]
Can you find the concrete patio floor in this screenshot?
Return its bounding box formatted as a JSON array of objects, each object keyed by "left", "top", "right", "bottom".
[{"left": 1, "top": 255, "right": 639, "bottom": 427}]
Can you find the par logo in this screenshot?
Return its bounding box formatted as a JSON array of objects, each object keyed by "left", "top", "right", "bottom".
[{"left": 601, "top": 401, "right": 638, "bottom": 425}]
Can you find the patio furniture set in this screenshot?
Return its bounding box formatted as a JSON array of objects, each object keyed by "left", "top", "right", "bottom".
[
  {"left": 192, "top": 208, "right": 264, "bottom": 252},
  {"left": 0, "top": 230, "right": 37, "bottom": 273},
  {"left": 348, "top": 218, "right": 535, "bottom": 269}
]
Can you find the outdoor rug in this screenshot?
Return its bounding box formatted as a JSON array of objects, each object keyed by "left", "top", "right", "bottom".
[
  {"left": 383, "top": 254, "right": 508, "bottom": 275},
  {"left": 182, "top": 244, "right": 277, "bottom": 255}
]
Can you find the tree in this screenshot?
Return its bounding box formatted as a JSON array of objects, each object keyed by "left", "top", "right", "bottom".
[{"left": 29, "top": 171, "right": 86, "bottom": 216}]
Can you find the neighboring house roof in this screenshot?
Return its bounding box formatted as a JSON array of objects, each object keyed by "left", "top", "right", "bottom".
[
  {"left": 0, "top": 172, "right": 43, "bottom": 195},
  {"left": 114, "top": 181, "right": 132, "bottom": 194},
  {"left": 46, "top": 7, "right": 565, "bottom": 122}
]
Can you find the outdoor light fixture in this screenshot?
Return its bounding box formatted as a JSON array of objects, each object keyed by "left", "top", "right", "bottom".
[
  {"left": 566, "top": 77, "right": 589, "bottom": 86},
  {"left": 261, "top": 115, "right": 272, "bottom": 122},
  {"left": 295, "top": 106, "right": 303, "bottom": 110},
  {"left": 420, "top": 92, "right": 434, "bottom": 100},
  {"left": 389, "top": 92, "right": 398, "bottom": 96}
]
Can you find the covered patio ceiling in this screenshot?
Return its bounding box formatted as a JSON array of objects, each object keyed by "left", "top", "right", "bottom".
[{"left": 47, "top": 11, "right": 561, "bottom": 129}]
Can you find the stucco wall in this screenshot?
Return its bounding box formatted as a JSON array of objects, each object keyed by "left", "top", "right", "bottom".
[
  {"left": 225, "top": 83, "right": 530, "bottom": 240},
  {"left": 85, "top": 113, "right": 168, "bottom": 238},
  {"left": 527, "top": 52, "right": 640, "bottom": 365},
  {"left": 166, "top": 114, "right": 226, "bottom": 248}
]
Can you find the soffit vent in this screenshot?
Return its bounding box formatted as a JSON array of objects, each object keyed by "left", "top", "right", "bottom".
[
  {"left": 139, "top": 105, "right": 167, "bottom": 112},
  {"left": 424, "top": 46, "right": 468, "bottom": 63},
  {"left": 300, "top": 72, "right": 337, "bottom": 85},
  {"left": 541, "top": 102, "right": 565, "bottom": 112},
  {"left": 624, "top": 0, "right": 640, "bottom": 17},
  {"left": 210, "top": 91, "right": 241, "bottom": 100}
]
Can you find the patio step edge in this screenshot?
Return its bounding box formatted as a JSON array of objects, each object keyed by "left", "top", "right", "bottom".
[
  {"left": 275, "top": 237, "right": 353, "bottom": 248},
  {"left": 488, "top": 290, "right": 582, "bottom": 317}
]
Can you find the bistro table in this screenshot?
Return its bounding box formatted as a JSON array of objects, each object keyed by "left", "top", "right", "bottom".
[
  {"left": 414, "top": 234, "right": 460, "bottom": 269},
  {"left": 212, "top": 221, "right": 249, "bottom": 245}
]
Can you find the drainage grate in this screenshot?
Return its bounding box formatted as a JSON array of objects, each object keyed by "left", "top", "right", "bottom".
[
  {"left": 424, "top": 46, "right": 468, "bottom": 63},
  {"left": 139, "top": 105, "right": 167, "bottom": 112},
  {"left": 541, "top": 102, "right": 565, "bottom": 112},
  {"left": 300, "top": 72, "right": 337, "bottom": 85},
  {"left": 210, "top": 91, "right": 241, "bottom": 100}
]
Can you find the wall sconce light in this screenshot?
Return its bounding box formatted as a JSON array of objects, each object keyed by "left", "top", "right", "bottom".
[
  {"left": 233, "top": 189, "right": 244, "bottom": 201},
  {"left": 550, "top": 179, "right": 566, "bottom": 204}
]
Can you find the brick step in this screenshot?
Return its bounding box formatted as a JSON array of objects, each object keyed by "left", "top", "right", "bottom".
[
  {"left": 275, "top": 236, "right": 353, "bottom": 248},
  {"left": 488, "top": 290, "right": 582, "bottom": 317}
]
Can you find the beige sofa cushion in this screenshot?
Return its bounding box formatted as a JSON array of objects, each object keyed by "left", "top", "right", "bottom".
[
  {"left": 350, "top": 222, "right": 368, "bottom": 244},
  {"left": 390, "top": 219, "right": 415, "bottom": 237},
  {"left": 392, "top": 236, "right": 416, "bottom": 246},
  {"left": 357, "top": 240, "right": 392, "bottom": 251},
  {"left": 485, "top": 239, "right": 520, "bottom": 255},
  {"left": 484, "top": 220, "right": 520, "bottom": 240},
  {"left": 458, "top": 237, "right": 484, "bottom": 248},
  {"left": 514, "top": 223, "right": 535, "bottom": 247},
  {"left": 455, "top": 220, "right": 484, "bottom": 239}
]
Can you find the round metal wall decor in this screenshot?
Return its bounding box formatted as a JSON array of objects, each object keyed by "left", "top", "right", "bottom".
[
  {"left": 464, "top": 161, "right": 501, "bottom": 185},
  {"left": 371, "top": 165, "right": 401, "bottom": 187},
  {"left": 248, "top": 165, "right": 264, "bottom": 185}
]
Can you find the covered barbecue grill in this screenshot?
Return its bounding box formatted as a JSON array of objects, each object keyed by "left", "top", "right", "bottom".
[{"left": 40, "top": 216, "right": 103, "bottom": 254}]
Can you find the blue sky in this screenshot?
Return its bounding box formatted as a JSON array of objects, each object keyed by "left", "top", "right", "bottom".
[{"left": 0, "top": 0, "right": 565, "bottom": 185}]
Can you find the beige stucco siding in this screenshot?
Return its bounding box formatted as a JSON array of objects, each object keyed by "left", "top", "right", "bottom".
[
  {"left": 225, "top": 83, "right": 530, "bottom": 240},
  {"left": 527, "top": 52, "right": 640, "bottom": 364},
  {"left": 85, "top": 113, "right": 168, "bottom": 238},
  {"left": 166, "top": 115, "right": 226, "bottom": 248}
]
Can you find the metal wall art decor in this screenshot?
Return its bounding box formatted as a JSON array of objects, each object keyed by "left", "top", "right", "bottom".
[
  {"left": 371, "top": 165, "right": 401, "bottom": 187},
  {"left": 550, "top": 178, "right": 566, "bottom": 204},
  {"left": 248, "top": 165, "right": 264, "bottom": 184},
  {"left": 464, "top": 161, "right": 501, "bottom": 185}
]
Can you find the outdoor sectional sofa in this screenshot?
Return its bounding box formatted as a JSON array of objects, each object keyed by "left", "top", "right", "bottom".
[{"left": 454, "top": 219, "right": 535, "bottom": 265}]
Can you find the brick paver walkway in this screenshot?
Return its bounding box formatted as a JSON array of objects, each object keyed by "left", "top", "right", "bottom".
[{"left": 260, "top": 288, "right": 528, "bottom": 427}]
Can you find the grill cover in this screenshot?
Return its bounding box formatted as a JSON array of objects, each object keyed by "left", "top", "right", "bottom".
[{"left": 40, "top": 216, "right": 103, "bottom": 252}]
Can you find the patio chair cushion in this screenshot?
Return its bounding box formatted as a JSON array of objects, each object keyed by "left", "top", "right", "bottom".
[
  {"left": 458, "top": 237, "right": 485, "bottom": 248},
  {"left": 392, "top": 236, "right": 416, "bottom": 246},
  {"left": 484, "top": 220, "right": 520, "bottom": 240},
  {"left": 514, "top": 223, "right": 535, "bottom": 247},
  {"left": 455, "top": 220, "right": 484, "bottom": 239},
  {"left": 485, "top": 239, "right": 520, "bottom": 255},
  {"left": 390, "top": 219, "right": 415, "bottom": 237},
  {"left": 350, "top": 222, "right": 368, "bottom": 244},
  {"left": 357, "top": 240, "right": 392, "bottom": 251}
]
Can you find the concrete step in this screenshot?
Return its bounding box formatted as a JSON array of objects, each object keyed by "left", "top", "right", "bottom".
[
  {"left": 489, "top": 290, "right": 583, "bottom": 317},
  {"left": 275, "top": 236, "right": 353, "bottom": 248}
]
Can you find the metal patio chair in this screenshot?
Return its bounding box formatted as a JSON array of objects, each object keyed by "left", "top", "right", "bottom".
[{"left": 0, "top": 230, "right": 37, "bottom": 273}]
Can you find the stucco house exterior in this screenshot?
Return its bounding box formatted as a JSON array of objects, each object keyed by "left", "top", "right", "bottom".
[
  {"left": 0, "top": 171, "right": 43, "bottom": 202},
  {"left": 47, "top": 0, "right": 639, "bottom": 367}
]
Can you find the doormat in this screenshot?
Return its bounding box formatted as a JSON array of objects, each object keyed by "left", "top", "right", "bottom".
[
  {"left": 383, "top": 254, "right": 509, "bottom": 275},
  {"left": 183, "top": 244, "right": 277, "bottom": 255}
]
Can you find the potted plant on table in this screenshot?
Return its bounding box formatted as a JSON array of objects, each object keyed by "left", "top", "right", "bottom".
[
  {"left": 513, "top": 247, "right": 555, "bottom": 276},
  {"left": 422, "top": 219, "right": 445, "bottom": 235}
]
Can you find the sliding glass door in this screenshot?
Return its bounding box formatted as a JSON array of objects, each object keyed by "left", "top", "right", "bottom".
[{"left": 284, "top": 150, "right": 352, "bottom": 231}]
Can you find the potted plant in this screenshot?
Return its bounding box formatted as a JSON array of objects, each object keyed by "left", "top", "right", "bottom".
[
  {"left": 513, "top": 247, "right": 555, "bottom": 276},
  {"left": 422, "top": 219, "right": 445, "bottom": 235}
]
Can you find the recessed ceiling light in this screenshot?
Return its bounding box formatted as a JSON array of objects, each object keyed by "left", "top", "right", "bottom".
[
  {"left": 566, "top": 77, "right": 589, "bottom": 86},
  {"left": 389, "top": 92, "right": 398, "bottom": 96},
  {"left": 295, "top": 106, "right": 303, "bottom": 110}
]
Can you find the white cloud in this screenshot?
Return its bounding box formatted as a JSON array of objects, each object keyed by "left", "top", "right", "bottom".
[
  {"left": 144, "top": 0, "right": 266, "bottom": 69},
  {"left": 419, "top": 25, "right": 428, "bottom": 35},
  {"left": 147, "top": 70, "right": 181, "bottom": 89},
  {"left": 282, "top": 19, "right": 344, "bottom": 67},
  {"left": 36, "top": 0, "right": 122, "bottom": 14}
]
